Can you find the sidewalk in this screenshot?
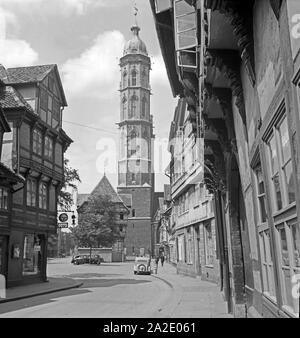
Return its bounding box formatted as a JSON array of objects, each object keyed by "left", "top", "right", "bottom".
[
  {"left": 0, "top": 277, "right": 83, "bottom": 304},
  {"left": 152, "top": 263, "right": 233, "bottom": 318}
]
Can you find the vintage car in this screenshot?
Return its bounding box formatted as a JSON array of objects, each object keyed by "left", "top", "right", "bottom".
[
  {"left": 71, "top": 255, "right": 86, "bottom": 265},
  {"left": 133, "top": 256, "right": 151, "bottom": 275}
]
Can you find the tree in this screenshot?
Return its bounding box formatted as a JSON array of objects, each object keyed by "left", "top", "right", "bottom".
[
  {"left": 58, "top": 158, "right": 81, "bottom": 210},
  {"left": 72, "top": 194, "right": 120, "bottom": 258}
]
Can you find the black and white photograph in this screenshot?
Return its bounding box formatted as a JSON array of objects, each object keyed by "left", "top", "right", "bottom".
[{"left": 0, "top": 0, "right": 299, "bottom": 325}]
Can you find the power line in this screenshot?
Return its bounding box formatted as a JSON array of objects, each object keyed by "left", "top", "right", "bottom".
[{"left": 63, "top": 120, "right": 118, "bottom": 135}]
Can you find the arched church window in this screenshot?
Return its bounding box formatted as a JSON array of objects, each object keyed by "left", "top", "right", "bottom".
[
  {"left": 130, "top": 93, "right": 138, "bottom": 118},
  {"left": 129, "top": 129, "right": 137, "bottom": 157},
  {"left": 131, "top": 69, "right": 137, "bottom": 86},
  {"left": 123, "top": 70, "right": 127, "bottom": 88},
  {"left": 141, "top": 96, "right": 147, "bottom": 118},
  {"left": 122, "top": 95, "right": 127, "bottom": 116},
  {"left": 142, "top": 68, "right": 147, "bottom": 86}
]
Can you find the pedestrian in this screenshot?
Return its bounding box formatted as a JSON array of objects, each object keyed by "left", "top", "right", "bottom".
[
  {"left": 154, "top": 255, "right": 159, "bottom": 274},
  {"left": 160, "top": 254, "right": 165, "bottom": 267}
]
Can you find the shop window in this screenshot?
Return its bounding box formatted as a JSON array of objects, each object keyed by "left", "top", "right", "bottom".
[
  {"left": 39, "top": 182, "right": 48, "bottom": 210},
  {"left": 26, "top": 178, "right": 37, "bottom": 207},
  {"left": 32, "top": 129, "right": 43, "bottom": 156},
  {"left": 204, "top": 222, "right": 214, "bottom": 266},
  {"left": 44, "top": 136, "right": 53, "bottom": 161},
  {"left": 266, "top": 115, "right": 295, "bottom": 212},
  {"left": 0, "top": 188, "right": 8, "bottom": 210},
  {"left": 187, "top": 228, "right": 193, "bottom": 264},
  {"left": 23, "top": 234, "right": 42, "bottom": 276},
  {"left": 276, "top": 221, "right": 300, "bottom": 316}
]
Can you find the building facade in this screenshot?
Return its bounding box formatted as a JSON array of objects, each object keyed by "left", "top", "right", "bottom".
[
  {"left": 117, "top": 23, "right": 155, "bottom": 258},
  {"left": 0, "top": 64, "right": 72, "bottom": 286},
  {"left": 167, "top": 98, "right": 219, "bottom": 281},
  {"left": 151, "top": 0, "right": 300, "bottom": 318},
  {"left": 0, "top": 106, "right": 25, "bottom": 287}
]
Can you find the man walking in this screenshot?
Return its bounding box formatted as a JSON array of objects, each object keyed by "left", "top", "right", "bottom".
[{"left": 160, "top": 254, "right": 165, "bottom": 267}]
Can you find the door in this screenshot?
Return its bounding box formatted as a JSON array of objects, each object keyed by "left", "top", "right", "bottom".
[{"left": 0, "top": 236, "right": 8, "bottom": 281}]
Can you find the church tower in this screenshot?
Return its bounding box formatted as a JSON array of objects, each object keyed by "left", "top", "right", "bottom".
[{"left": 117, "top": 18, "right": 154, "bottom": 257}]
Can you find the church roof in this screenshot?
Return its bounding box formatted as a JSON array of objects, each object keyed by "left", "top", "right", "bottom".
[
  {"left": 77, "top": 175, "right": 128, "bottom": 210},
  {"left": 123, "top": 25, "right": 148, "bottom": 56},
  {"left": 90, "top": 175, "right": 124, "bottom": 203}
]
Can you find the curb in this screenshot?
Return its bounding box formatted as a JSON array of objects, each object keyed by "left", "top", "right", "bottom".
[
  {"left": 0, "top": 281, "right": 83, "bottom": 304},
  {"left": 151, "top": 274, "right": 174, "bottom": 289}
]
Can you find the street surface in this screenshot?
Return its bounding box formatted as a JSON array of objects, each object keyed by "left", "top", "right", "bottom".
[{"left": 0, "top": 258, "right": 231, "bottom": 318}]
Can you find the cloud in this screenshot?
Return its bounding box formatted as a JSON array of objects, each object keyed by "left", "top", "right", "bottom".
[
  {"left": 0, "top": 7, "right": 38, "bottom": 67},
  {"left": 61, "top": 30, "right": 125, "bottom": 99},
  {"left": 0, "top": 0, "right": 125, "bottom": 16}
]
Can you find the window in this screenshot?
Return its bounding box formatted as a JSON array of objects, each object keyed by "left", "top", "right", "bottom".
[
  {"left": 141, "top": 96, "right": 147, "bottom": 118},
  {"left": 33, "top": 129, "right": 43, "bottom": 156},
  {"left": 267, "top": 115, "right": 295, "bottom": 211},
  {"left": 187, "top": 228, "right": 193, "bottom": 264},
  {"left": 254, "top": 165, "right": 267, "bottom": 223},
  {"left": 177, "top": 234, "right": 185, "bottom": 262},
  {"left": 130, "top": 94, "right": 138, "bottom": 118},
  {"left": 259, "top": 230, "right": 277, "bottom": 300},
  {"left": 204, "top": 222, "right": 214, "bottom": 266},
  {"left": 122, "top": 95, "right": 127, "bottom": 119},
  {"left": 276, "top": 221, "right": 300, "bottom": 316},
  {"left": 0, "top": 188, "right": 8, "bottom": 210},
  {"left": 23, "top": 234, "right": 42, "bottom": 276},
  {"left": 123, "top": 70, "right": 127, "bottom": 88},
  {"left": 120, "top": 213, "right": 124, "bottom": 220},
  {"left": 155, "top": 0, "right": 172, "bottom": 13},
  {"left": 174, "top": 0, "right": 197, "bottom": 69},
  {"left": 132, "top": 209, "right": 135, "bottom": 217},
  {"left": 44, "top": 136, "right": 53, "bottom": 160},
  {"left": 39, "top": 182, "right": 48, "bottom": 209},
  {"left": 131, "top": 69, "right": 137, "bottom": 86},
  {"left": 26, "top": 178, "right": 37, "bottom": 207},
  {"left": 40, "top": 88, "right": 48, "bottom": 111}
]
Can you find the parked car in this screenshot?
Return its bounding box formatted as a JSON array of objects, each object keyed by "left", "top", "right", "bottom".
[
  {"left": 89, "top": 255, "right": 103, "bottom": 265},
  {"left": 133, "top": 256, "right": 151, "bottom": 275},
  {"left": 71, "top": 255, "right": 85, "bottom": 265}
]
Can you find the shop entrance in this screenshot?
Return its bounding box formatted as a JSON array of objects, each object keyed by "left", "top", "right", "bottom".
[{"left": 0, "top": 236, "right": 8, "bottom": 281}]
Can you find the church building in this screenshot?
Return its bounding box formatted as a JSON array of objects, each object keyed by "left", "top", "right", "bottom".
[{"left": 117, "top": 20, "right": 155, "bottom": 258}]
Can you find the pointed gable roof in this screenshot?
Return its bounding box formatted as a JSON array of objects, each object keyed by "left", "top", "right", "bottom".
[
  {"left": 91, "top": 175, "right": 124, "bottom": 204},
  {"left": 5, "top": 64, "right": 55, "bottom": 84},
  {"left": 0, "top": 85, "right": 34, "bottom": 113},
  {"left": 1, "top": 64, "right": 67, "bottom": 107}
]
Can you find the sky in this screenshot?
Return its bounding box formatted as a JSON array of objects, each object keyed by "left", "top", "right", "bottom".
[{"left": 0, "top": 0, "right": 178, "bottom": 194}]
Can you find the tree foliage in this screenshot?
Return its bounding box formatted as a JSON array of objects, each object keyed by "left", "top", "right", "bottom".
[
  {"left": 72, "top": 194, "right": 120, "bottom": 251},
  {"left": 58, "top": 158, "right": 81, "bottom": 210}
]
